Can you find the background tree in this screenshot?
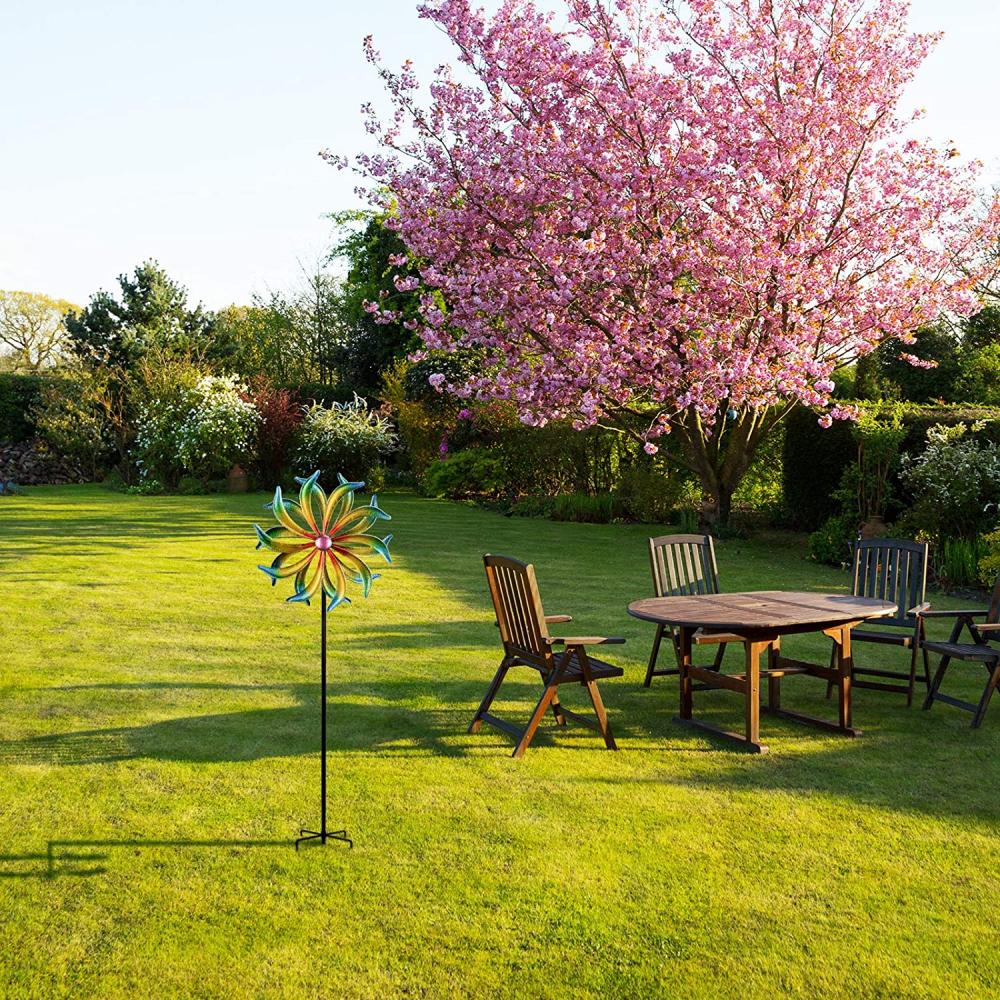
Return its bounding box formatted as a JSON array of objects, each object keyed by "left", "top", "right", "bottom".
[
  {"left": 65, "top": 260, "right": 215, "bottom": 370},
  {"left": 0, "top": 291, "right": 76, "bottom": 371},
  {"left": 328, "top": 210, "right": 423, "bottom": 395},
  {"left": 348, "top": 0, "right": 1000, "bottom": 522},
  {"left": 212, "top": 299, "right": 306, "bottom": 383}
]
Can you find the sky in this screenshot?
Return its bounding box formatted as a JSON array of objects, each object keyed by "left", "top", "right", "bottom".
[{"left": 2, "top": 0, "right": 998, "bottom": 311}]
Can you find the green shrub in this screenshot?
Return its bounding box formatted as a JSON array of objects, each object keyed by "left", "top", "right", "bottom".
[
  {"left": 125, "top": 478, "right": 165, "bottom": 496},
  {"left": 615, "top": 462, "right": 688, "bottom": 523},
  {"left": 507, "top": 495, "right": 556, "bottom": 518},
  {"left": 294, "top": 394, "right": 396, "bottom": 485},
  {"left": 31, "top": 370, "right": 114, "bottom": 479},
  {"left": 676, "top": 508, "right": 699, "bottom": 533},
  {"left": 808, "top": 513, "right": 858, "bottom": 566},
  {"left": 978, "top": 527, "right": 1000, "bottom": 587},
  {"left": 899, "top": 422, "right": 1000, "bottom": 543},
  {"left": 783, "top": 403, "right": 1000, "bottom": 531},
  {"left": 782, "top": 406, "right": 856, "bottom": 529},
  {"left": 0, "top": 373, "right": 52, "bottom": 443},
  {"left": 177, "top": 475, "right": 208, "bottom": 495},
  {"left": 552, "top": 493, "right": 620, "bottom": 524},
  {"left": 422, "top": 449, "right": 508, "bottom": 498},
  {"left": 934, "top": 537, "right": 987, "bottom": 590},
  {"left": 101, "top": 469, "right": 125, "bottom": 492},
  {"left": 294, "top": 382, "right": 360, "bottom": 408}
]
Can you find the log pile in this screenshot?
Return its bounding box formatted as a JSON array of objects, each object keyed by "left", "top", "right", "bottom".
[{"left": 0, "top": 440, "right": 87, "bottom": 486}]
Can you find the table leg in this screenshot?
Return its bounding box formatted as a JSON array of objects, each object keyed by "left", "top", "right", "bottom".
[
  {"left": 767, "top": 639, "right": 781, "bottom": 711},
  {"left": 836, "top": 626, "right": 853, "bottom": 731},
  {"left": 678, "top": 626, "right": 693, "bottom": 720},
  {"left": 745, "top": 640, "right": 764, "bottom": 746}
]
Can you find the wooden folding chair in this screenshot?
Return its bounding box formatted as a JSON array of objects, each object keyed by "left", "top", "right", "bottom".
[
  {"left": 470, "top": 554, "right": 625, "bottom": 757},
  {"left": 920, "top": 574, "right": 1000, "bottom": 728},
  {"left": 644, "top": 534, "right": 742, "bottom": 687},
  {"left": 825, "top": 538, "right": 931, "bottom": 706}
]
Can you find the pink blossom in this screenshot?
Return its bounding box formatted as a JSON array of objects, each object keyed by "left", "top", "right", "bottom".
[
  {"left": 643, "top": 442, "right": 659, "bottom": 456},
  {"left": 345, "top": 0, "right": 1000, "bottom": 436},
  {"left": 818, "top": 415, "right": 834, "bottom": 429},
  {"left": 900, "top": 353, "right": 939, "bottom": 369}
]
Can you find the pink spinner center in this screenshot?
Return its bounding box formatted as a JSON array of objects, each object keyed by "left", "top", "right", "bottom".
[{"left": 314, "top": 534, "right": 333, "bottom": 551}]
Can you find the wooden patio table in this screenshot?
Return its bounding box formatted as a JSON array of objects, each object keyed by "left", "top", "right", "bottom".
[{"left": 627, "top": 591, "right": 897, "bottom": 753}]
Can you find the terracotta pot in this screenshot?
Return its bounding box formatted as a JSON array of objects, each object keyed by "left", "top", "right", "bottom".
[{"left": 227, "top": 464, "right": 248, "bottom": 493}]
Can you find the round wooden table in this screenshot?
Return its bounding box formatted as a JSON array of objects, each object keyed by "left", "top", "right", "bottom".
[{"left": 627, "top": 591, "right": 897, "bottom": 753}]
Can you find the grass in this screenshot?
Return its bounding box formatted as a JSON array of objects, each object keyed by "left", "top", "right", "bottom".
[{"left": 1, "top": 485, "right": 998, "bottom": 999}]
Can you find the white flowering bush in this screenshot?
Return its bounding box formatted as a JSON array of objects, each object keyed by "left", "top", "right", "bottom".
[
  {"left": 899, "top": 422, "right": 1000, "bottom": 542},
  {"left": 132, "top": 361, "right": 202, "bottom": 486},
  {"left": 133, "top": 367, "right": 257, "bottom": 485},
  {"left": 175, "top": 375, "right": 259, "bottom": 480},
  {"left": 294, "top": 394, "right": 396, "bottom": 486}
]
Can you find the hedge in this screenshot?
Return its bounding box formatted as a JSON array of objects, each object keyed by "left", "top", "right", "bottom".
[
  {"left": 0, "top": 373, "right": 51, "bottom": 443},
  {"left": 783, "top": 401, "right": 1000, "bottom": 531}
]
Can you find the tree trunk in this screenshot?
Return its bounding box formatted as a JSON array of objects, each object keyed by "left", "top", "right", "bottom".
[{"left": 673, "top": 403, "right": 794, "bottom": 527}]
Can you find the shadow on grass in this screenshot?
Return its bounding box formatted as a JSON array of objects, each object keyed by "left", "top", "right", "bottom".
[
  {"left": 1, "top": 675, "right": 633, "bottom": 764},
  {"left": 0, "top": 839, "right": 293, "bottom": 880}
]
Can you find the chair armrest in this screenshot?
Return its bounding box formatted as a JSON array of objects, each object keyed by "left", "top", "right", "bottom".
[
  {"left": 550, "top": 636, "right": 626, "bottom": 646},
  {"left": 907, "top": 602, "right": 931, "bottom": 616},
  {"left": 545, "top": 615, "right": 573, "bottom": 624},
  {"left": 974, "top": 623, "right": 1000, "bottom": 632},
  {"left": 917, "top": 609, "right": 986, "bottom": 619}
]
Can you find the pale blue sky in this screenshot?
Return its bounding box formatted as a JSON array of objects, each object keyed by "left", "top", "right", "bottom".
[{"left": 2, "top": 0, "right": 998, "bottom": 309}]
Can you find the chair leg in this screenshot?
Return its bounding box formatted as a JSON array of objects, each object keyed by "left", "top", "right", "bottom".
[
  {"left": 711, "top": 642, "right": 726, "bottom": 672},
  {"left": 469, "top": 660, "right": 510, "bottom": 734},
  {"left": 971, "top": 663, "right": 1000, "bottom": 729},
  {"left": 922, "top": 656, "right": 951, "bottom": 711},
  {"left": 907, "top": 640, "right": 919, "bottom": 708},
  {"left": 644, "top": 625, "right": 665, "bottom": 687},
  {"left": 825, "top": 642, "right": 837, "bottom": 699},
  {"left": 512, "top": 684, "right": 559, "bottom": 758},
  {"left": 550, "top": 686, "right": 567, "bottom": 726},
  {"left": 584, "top": 679, "right": 618, "bottom": 750}
]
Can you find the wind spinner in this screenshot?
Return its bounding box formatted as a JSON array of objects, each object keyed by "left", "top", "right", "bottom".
[{"left": 255, "top": 471, "right": 392, "bottom": 849}]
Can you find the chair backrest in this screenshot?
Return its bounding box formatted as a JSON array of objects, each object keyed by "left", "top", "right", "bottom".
[
  {"left": 648, "top": 534, "right": 721, "bottom": 598},
  {"left": 852, "top": 538, "right": 928, "bottom": 628},
  {"left": 483, "top": 554, "right": 550, "bottom": 661},
  {"left": 987, "top": 574, "right": 1000, "bottom": 626}
]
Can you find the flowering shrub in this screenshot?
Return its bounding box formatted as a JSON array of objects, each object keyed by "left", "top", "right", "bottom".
[
  {"left": 294, "top": 394, "right": 396, "bottom": 486},
  {"left": 131, "top": 360, "right": 202, "bottom": 486},
  {"left": 132, "top": 366, "right": 257, "bottom": 485},
  {"left": 246, "top": 377, "right": 302, "bottom": 484},
  {"left": 900, "top": 422, "right": 1000, "bottom": 543},
  {"left": 175, "top": 375, "right": 258, "bottom": 480}
]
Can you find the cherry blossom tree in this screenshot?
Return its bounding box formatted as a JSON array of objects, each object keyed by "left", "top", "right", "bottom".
[{"left": 341, "top": 0, "right": 1000, "bottom": 522}]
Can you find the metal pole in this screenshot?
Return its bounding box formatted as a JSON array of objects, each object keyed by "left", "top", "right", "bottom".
[
  {"left": 295, "top": 594, "right": 350, "bottom": 849},
  {"left": 321, "top": 595, "right": 327, "bottom": 841}
]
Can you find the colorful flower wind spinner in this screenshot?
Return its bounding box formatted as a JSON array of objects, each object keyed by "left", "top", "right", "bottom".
[
  {"left": 253, "top": 471, "right": 392, "bottom": 850},
  {"left": 255, "top": 471, "right": 392, "bottom": 611}
]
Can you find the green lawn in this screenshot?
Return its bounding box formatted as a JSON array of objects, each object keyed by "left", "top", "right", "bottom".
[{"left": 1, "top": 486, "right": 998, "bottom": 998}]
